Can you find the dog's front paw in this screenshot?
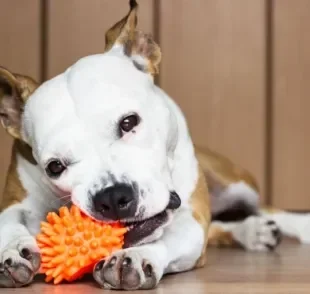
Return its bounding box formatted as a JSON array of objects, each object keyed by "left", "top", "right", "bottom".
[
  {"left": 0, "top": 236, "right": 41, "bottom": 287},
  {"left": 93, "top": 248, "right": 161, "bottom": 290},
  {"left": 232, "top": 216, "right": 282, "bottom": 252}
]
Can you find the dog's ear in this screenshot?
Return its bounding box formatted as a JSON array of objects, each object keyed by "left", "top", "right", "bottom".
[
  {"left": 105, "top": 0, "right": 162, "bottom": 76},
  {"left": 104, "top": 0, "right": 138, "bottom": 52},
  {"left": 0, "top": 67, "right": 38, "bottom": 139}
]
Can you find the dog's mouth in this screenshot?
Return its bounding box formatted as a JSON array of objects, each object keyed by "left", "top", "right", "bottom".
[
  {"left": 122, "top": 192, "right": 180, "bottom": 247},
  {"left": 76, "top": 204, "right": 171, "bottom": 248},
  {"left": 122, "top": 210, "right": 171, "bottom": 248},
  {"left": 76, "top": 191, "right": 180, "bottom": 247}
]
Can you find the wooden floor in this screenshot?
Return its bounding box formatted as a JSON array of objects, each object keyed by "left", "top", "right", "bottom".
[{"left": 3, "top": 240, "right": 310, "bottom": 294}]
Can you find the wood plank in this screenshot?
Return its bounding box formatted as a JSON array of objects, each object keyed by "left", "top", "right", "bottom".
[
  {"left": 0, "top": 0, "right": 41, "bottom": 200},
  {"left": 46, "top": 0, "right": 155, "bottom": 79},
  {"left": 272, "top": 0, "right": 310, "bottom": 209},
  {"left": 9, "top": 242, "right": 310, "bottom": 294},
  {"left": 159, "top": 0, "right": 267, "bottom": 200}
]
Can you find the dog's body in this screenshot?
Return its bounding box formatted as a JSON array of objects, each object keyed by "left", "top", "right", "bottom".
[{"left": 0, "top": 1, "right": 310, "bottom": 290}]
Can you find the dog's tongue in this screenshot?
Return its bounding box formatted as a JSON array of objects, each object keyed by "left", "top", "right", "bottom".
[{"left": 123, "top": 211, "right": 169, "bottom": 248}]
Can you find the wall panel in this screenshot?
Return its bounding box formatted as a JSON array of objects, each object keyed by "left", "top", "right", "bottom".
[
  {"left": 272, "top": 0, "right": 310, "bottom": 209},
  {"left": 159, "top": 0, "right": 267, "bottom": 201},
  {"left": 46, "top": 0, "right": 155, "bottom": 79},
  {"left": 0, "top": 0, "right": 41, "bottom": 200}
]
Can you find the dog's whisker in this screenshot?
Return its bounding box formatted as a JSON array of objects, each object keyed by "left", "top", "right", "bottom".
[
  {"left": 58, "top": 194, "right": 72, "bottom": 200},
  {"left": 62, "top": 199, "right": 72, "bottom": 207},
  {"left": 48, "top": 194, "right": 71, "bottom": 207}
]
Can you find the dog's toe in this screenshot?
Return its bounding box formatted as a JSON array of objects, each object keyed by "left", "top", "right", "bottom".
[
  {"left": 0, "top": 257, "right": 34, "bottom": 287},
  {"left": 0, "top": 238, "right": 41, "bottom": 288},
  {"left": 19, "top": 248, "right": 41, "bottom": 273},
  {"left": 93, "top": 249, "right": 158, "bottom": 290},
  {"left": 140, "top": 262, "right": 157, "bottom": 289},
  {"left": 232, "top": 216, "right": 282, "bottom": 252}
]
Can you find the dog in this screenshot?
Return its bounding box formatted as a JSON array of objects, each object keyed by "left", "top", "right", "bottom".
[{"left": 0, "top": 0, "right": 309, "bottom": 289}]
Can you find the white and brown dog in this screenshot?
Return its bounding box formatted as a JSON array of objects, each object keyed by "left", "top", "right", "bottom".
[{"left": 0, "top": 1, "right": 309, "bottom": 290}]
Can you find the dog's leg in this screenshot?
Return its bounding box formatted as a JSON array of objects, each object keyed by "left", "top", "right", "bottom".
[
  {"left": 263, "top": 210, "right": 310, "bottom": 244},
  {"left": 0, "top": 203, "right": 41, "bottom": 287},
  {"left": 209, "top": 216, "right": 282, "bottom": 251},
  {"left": 208, "top": 223, "right": 236, "bottom": 246},
  {"left": 93, "top": 210, "right": 204, "bottom": 290}
]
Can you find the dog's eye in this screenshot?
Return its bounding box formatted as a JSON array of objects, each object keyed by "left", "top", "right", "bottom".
[
  {"left": 119, "top": 114, "right": 139, "bottom": 134},
  {"left": 46, "top": 160, "right": 66, "bottom": 178}
]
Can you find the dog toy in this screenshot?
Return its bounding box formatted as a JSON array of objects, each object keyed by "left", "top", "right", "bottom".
[{"left": 36, "top": 205, "right": 127, "bottom": 284}]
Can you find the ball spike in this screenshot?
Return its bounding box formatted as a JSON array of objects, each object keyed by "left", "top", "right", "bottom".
[{"left": 37, "top": 204, "right": 127, "bottom": 284}]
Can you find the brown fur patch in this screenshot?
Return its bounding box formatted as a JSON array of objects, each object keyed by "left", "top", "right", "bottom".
[
  {"left": 190, "top": 164, "right": 211, "bottom": 268},
  {"left": 104, "top": 1, "right": 161, "bottom": 76},
  {"left": 0, "top": 67, "right": 39, "bottom": 140},
  {"left": 105, "top": 0, "right": 138, "bottom": 52},
  {"left": 0, "top": 66, "right": 38, "bottom": 210},
  {"left": 207, "top": 224, "right": 236, "bottom": 247},
  {"left": 0, "top": 141, "right": 27, "bottom": 212},
  {"left": 14, "top": 73, "right": 39, "bottom": 103},
  {"left": 195, "top": 145, "right": 259, "bottom": 192},
  {"left": 14, "top": 140, "right": 37, "bottom": 165},
  {"left": 129, "top": 31, "right": 162, "bottom": 76}
]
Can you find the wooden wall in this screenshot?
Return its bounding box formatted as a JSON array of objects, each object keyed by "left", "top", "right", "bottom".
[
  {"left": 159, "top": 0, "right": 267, "bottom": 202},
  {"left": 45, "top": 0, "right": 155, "bottom": 79},
  {"left": 271, "top": 0, "right": 310, "bottom": 210},
  {"left": 0, "top": 0, "right": 309, "bottom": 210},
  {"left": 0, "top": 0, "right": 41, "bottom": 202}
]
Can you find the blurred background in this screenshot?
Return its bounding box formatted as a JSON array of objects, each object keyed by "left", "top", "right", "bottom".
[{"left": 0, "top": 0, "right": 309, "bottom": 210}]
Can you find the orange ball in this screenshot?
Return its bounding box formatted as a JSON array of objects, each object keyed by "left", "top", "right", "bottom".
[{"left": 36, "top": 205, "right": 127, "bottom": 284}]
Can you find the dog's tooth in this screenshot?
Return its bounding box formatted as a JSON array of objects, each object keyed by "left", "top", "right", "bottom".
[{"left": 127, "top": 225, "right": 134, "bottom": 231}]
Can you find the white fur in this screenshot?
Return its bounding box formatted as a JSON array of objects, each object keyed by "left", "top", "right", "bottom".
[
  {"left": 263, "top": 211, "right": 310, "bottom": 244},
  {"left": 93, "top": 208, "right": 204, "bottom": 290},
  {"left": 212, "top": 216, "right": 279, "bottom": 251},
  {"left": 0, "top": 47, "right": 204, "bottom": 288},
  {"left": 22, "top": 52, "right": 195, "bottom": 220}
]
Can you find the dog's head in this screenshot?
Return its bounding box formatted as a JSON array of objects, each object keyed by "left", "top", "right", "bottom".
[{"left": 0, "top": 1, "right": 182, "bottom": 246}]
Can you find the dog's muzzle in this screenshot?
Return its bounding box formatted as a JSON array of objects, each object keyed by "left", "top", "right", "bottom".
[{"left": 92, "top": 186, "right": 181, "bottom": 247}]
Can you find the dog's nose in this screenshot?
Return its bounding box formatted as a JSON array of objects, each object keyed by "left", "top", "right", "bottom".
[{"left": 93, "top": 183, "right": 137, "bottom": 220}]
